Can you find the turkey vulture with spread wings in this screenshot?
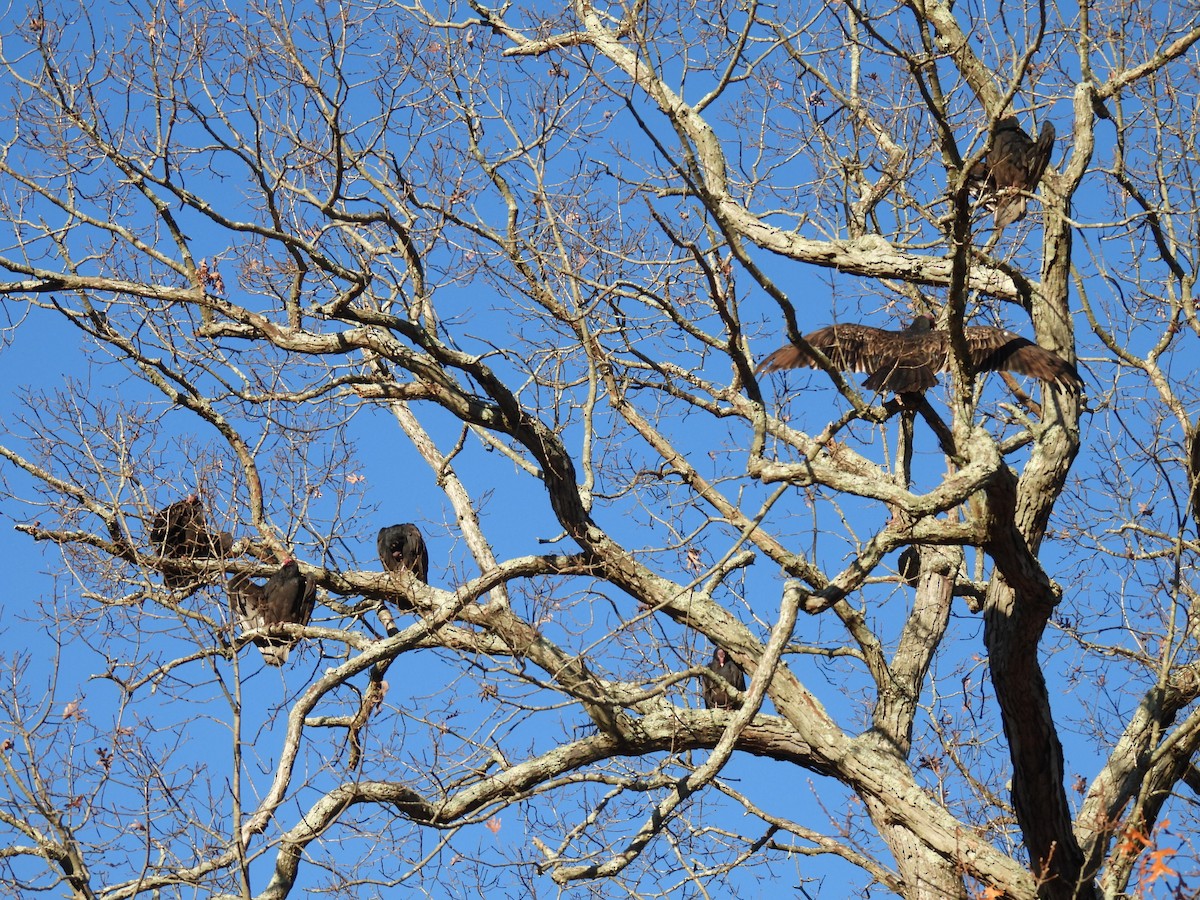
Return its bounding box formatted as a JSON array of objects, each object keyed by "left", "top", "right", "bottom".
[
  {"left": 703, "top": 648, "right": 746, "bottom": 710},
  {"left": 149, "top": 494, "right": 234, "bottom": 588},
  {"left": 377, "top": 524, "right": 429, "bottom": 582},
  {"left": 968, "top": 117, "right": 1056, "bottom": 228},
  {"left": 756, "top": 316, "right": 1081, "bottom": 394},
  {"left": 229, "top": 560, "right": 317, "bottom": 666}
]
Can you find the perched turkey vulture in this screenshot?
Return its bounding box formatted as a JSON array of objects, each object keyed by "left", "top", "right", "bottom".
[
  {"left": 898, "top": 546, "right": 921, "bottom": 588},
  {"left": 149, "top": 494, "right": 234, "bottom": 587},
  {"left": 967, "top": 117, "right": 1056, "bottom": 228},
  {"left": 703, "top": 648, "right": 746, "bottom": 710},
  {"left": 229, "top": 560, "right": 317, "bottom": 666},
  {"left": 756, "top": 316, "right": 1081, "bottom": 394},
  {"left": 377, "top": 524, "right": 429, "bottom": 582}
]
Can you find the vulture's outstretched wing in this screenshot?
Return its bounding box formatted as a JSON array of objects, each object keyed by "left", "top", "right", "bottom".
[
  {"left": 962, "top": 325, "right": 1081, "bottom": 386},
  {"left": 703, "top": 648, "right": 746, "bottom": 710},
  {"left": 377, "top": 524, "right": 429, "bottom": 582},
  {"left": 969, "top": 117, "right": 1056, "bottom": 227},
  {"left": 758, "top": 324, "right": 945, "bottom": 393},
  {"left": 230, "top": 560, "right": 316, "bottom": 666},
  {"left": 229, "top": 573, "right": 268, "bottom": 651},
  {"left": 757, "top": 316, "right": 1081, "bottom": 394}
]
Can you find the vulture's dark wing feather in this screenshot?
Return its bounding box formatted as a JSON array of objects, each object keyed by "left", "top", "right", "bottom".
[
  {"left": 861, "top": 327, "right": 944, "bottom": 392},
  {"left": 150, "top": 495, "right": 233, "bottom": 587},
  {"left": 262, "top": 561, "right": 313, "bottom": 625},
  {"left": 970, "top": 118, "right": 1056, "bottom": 228},
  {"left": 759, "top": 318, "right": 1080, "bottom": 394},
  {"left": 230, "top": 573, "right": 266, "bottom": 630},
  {"left": 416, "top": 540, "right": 429, "bottom": 582},
  {"left": 150, "top": 496, "right": 205, "bottom": 557},
  {"left": 757, "top": 324, "right": 909, "bottom": 380},
  {"left": 232, "top": 561, "right": 315, "bottom": 666},
  {"left": 376, "top": 528, "right": 391, "bottom": 568},
  {"left": 230, "top": 572, "right": 277, "bottom": 662},
  {"left": 702, "top": 649, "right": 746, "bottom": 710},
  {"left": 377, "top": 524, "right": 429, "bottom": 582},
  {"left": 898, "top": 547, "right": 921, "bottom": 587},
  {"left": 1027, "top": 123, "right": 1057, "bottom": 193},
  {"left": 757, "top": 322, "right": 942, "bottom": 393},
  {"left": 963, "top": 327, "right": 1081, "bottom": 386},
  {"left": 988, "top": 119, "right": 1035, "bottom": 188},
  {"left": 297, "top": 573, "right": 318, "bottom": 633},
  {"left": 756, "top": 324, "right": 892, "bottom": 376}
]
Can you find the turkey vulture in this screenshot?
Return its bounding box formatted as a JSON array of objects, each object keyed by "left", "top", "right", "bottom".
[
  {"left": 703, "top": 648, "right": 746, "bottom": 710},
  {"left": 967, "top": 117, "right": 1056, "bottom": 228},
  {"left": 229, "top": 560, "right": 317, "bottom": 666},
  {"left": 898, "top": 546, "right": 921, "bottom": 588},
  {"left": 377, "top": 524, "right": 429, "bottom": 582},
  {"left": 756, "top": 316, "right": 1081, "bottom": 394},
  {"left": 149, "top": 494, "right": 234, "bottom": 588}
]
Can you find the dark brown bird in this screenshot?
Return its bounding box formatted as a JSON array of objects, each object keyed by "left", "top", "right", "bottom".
[
  {"left": 377, "top": 524, "right": 429, "bottom": 582},
  {"left": 149, "top": 494, "right": 234, "bottom": 588},
  {"left": 967, "top": 117, "right": 1056, "bottom": 228},
  {"left": 756, "top": 316, "right": 1081, "bottom": 394},
  {"left": 898, "top": 546, "right": 921, "bottom": 588},
  {"left": 229, "top": 560, "right": 317, "bottom": 666},
  {"left": 703, "top": 648, "right": 746, "bottom": 710}
]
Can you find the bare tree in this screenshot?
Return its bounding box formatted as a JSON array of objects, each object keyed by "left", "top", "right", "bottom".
[{"left": 0, "top": 0, "right": 1198, "bottom": 897}]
